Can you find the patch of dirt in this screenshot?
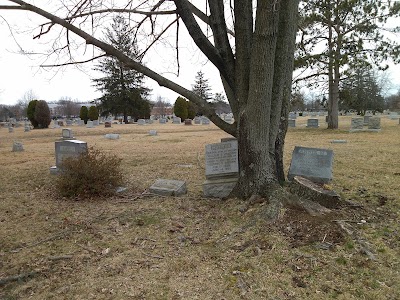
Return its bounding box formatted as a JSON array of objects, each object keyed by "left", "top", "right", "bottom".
[{"left": 274, "top": 208, "right": 345, "bottom": 248}]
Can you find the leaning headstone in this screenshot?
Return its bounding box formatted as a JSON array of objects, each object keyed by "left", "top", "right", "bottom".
[
  {"left": 288, "top": 146, "right": 334, "bottom": 184},
  {"left": 368, "top": 117, "right": 381, "bottom": 130},
  {"left": 306, "top": 118, "right": 319, "bottom": 128},
  {"left": 203, "top": 140, "right": 239, "bottom": 198},
  {"left": 159, "top": 118, "right": 167, "bottom": 124},
  {"left": 137, "top": 119, "right": 146, "bottom": 125},
  {"left": 105, "top": 133, "right": 120, "bottom": 140},
  {"left": 173, "top": 117, "right": 181, "bottom": 124},
  {"left": 62, "top": 128, "right": 74, "bottom": 139},
  {"left": 350, "top": 117, "right": 364, "bottom": 131},
  {"left": 86, "top": 121, "right": 94, "bottom": 128},
  {"left": 51, "top": 140, "right": 88, "bottom": 174},
  {"left": 184, "top": 119, "right": 192, "bottom": 125},
  {"left": 149, "top": 179, "right": 187, "bottom": 196},
  {"left": 12, "top": 141, "right": 24, "bottom": 152},
  {"left": 149, "top": 130, "right": 157, "bottom": 136},
  {"left": 288, "top": 119, "right": 296, "bottom": 128}
]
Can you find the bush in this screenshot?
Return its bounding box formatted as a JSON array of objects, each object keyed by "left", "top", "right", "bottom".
[
  {"left": 27, "top": 100, "right": 39, "bottom": 128},
  {"left": 56, "top": 147, "right": 123, "bottom": 198},
  {"left": 34, "top": 100, "right": 51, "bottom": 128},
  {"left": 80, "top": 106, "right": 88, "bottom": 124},
  {"left": 174, "top": 97, "right": 188, "bottom": 120},
  {"left": 88, "top": 106, "right": 99, "bottom": 121}
]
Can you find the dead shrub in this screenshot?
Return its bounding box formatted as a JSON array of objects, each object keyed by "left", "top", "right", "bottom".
[{"left": 56, "top": 147, "right": 123, "bottom": 198}]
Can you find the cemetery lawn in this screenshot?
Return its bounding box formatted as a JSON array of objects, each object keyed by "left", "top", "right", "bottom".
[{"left": 1, "top": 116, "right": 399, "bottom": 299}]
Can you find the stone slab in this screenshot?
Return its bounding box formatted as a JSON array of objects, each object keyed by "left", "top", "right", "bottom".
[
  {"left": 105, "top": 133, "right": 120, "bottom": 140},
  {"left": 288, "top": 146, "right": 334, "bottom": 184},
  {"left": 149, "top": 179, "right": 187, "bottom": 196},
  {"left": 205, "top": 140, "right": 239, "bottom": 179},
  {"left": 203, "top": 177, "right": 238, "bottom": 198},
  {"left": 55, "top": 140, "right": 88, "bottom": 168}
]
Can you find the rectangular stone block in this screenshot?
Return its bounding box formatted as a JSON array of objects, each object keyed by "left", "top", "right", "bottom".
[
  {"left": 149, "top": 179, "right": 187, "bottom": 196},
  {"left": 288, "top": 146, "right": 334, "bottom": 184},
  {"left": 55, "top": 140, "right": 87, "bottom": 168},
  {"left": 205, "top": 140, "right": 239, "bottom": 179}
]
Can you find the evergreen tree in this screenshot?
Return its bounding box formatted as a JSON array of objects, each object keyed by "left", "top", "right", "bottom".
[
  {"left": 34, "top": 100, "right": 51, "bottom": 128},
  {"left": 88, "top": 106, "right": 99, "bottom": 121},
  {"left": 174, "top": 97, "right": 188, "bottom": 120},
  {"left": 92, "top": 15, "right": 151, "bottom": 123},
  {"left": 80, "top": 106, "right": 88, "bottom": 124},
  {"left": 27, "top": 100, "right": 39, "bottom": 128},
  {"left": 192, "top": 71, "right": 213, "bottom": 102}
]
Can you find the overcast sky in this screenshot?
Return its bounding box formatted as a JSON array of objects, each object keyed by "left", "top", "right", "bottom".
[{"left": 1, "top": 2, "right": 400, "bottom": 106}]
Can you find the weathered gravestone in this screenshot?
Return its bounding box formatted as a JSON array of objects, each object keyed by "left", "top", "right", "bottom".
[
  {"left": 201, "top": 117, "right": 210, "bottom": 125},
  {"left": 86, "top": 121, "right": 94, "bottom": 128},
  {"left": 368, "top": 117, "right": 381, "bottom": 130},
  {"left": 306, "top": 118, "right": 319, "bottom": 128},
  {"left": 149, "top": 179, "right": 187, "bottom": 196},
  {"left": 173, "top": 117, "right": 181, "bottom": 124},
  {"left": 184, "top": 119, "right": 192, "bottom": 125},
  {"left": 194, "top": 117, "right": 201, "bottom": 125},
  {"left": 159, "top": 118, "right": 167, "bottom": 124},
  {"left": 8, "top": 126, "right": 14, "bottom": 133},
  {"left": 202, "top": 140, "right": 239, "bottom": 198},
  {"left": 105, "top": 121, "right": 112, "bottom": 128},
  {"left": 149, "top": 130, "right": 157, "bottom": 136},
  {"left": 350, "top": 117, "right": 364, "bottom": 131},
  {"left": 137, "top": 119, "right": 146, "bottom": 125},
  {"left": 363, "top": 115, "right": 371, "bottom": 126},
  {"left": 105, "top": 133, "right": 120, "bottom": 140},
  {"left": 93, "top": 120, "right": 99, "bottom": 126},
  {"left": 50, "top": 140, "right": 88, "bottom": 174},
  {"left": 288, "top": 119, "right": 296, "bottom": 128},
  {"left": 66, "top": 119, "right": 73, "bottom": 126},
  {"left": 62, "top": 128, "right": 74, "bottom": 139},
  {"left": 288, "top": 146, "right": 334, "bottom": 184},
  {"left": 12, "top": 141, "right": 24, "bottom": 152}
]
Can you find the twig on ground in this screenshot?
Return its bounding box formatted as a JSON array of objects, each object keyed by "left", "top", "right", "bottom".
[
  {"left": 141, "top": 251, "right": 164, "bottom": 259},
  {"left": 0, "top": 270, "right": 42, "bottom": 286}
]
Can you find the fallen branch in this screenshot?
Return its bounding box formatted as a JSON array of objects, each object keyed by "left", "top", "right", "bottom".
[{"left": 0, "top": 270, "right": 41, "bottom": 286}]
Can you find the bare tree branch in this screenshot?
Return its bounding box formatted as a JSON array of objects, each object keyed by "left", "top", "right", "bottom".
[{"left": 40, "top": 54, "right": 107, "bottom": 67}]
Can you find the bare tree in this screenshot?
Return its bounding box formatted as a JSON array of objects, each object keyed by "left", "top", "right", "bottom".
[{"left": 1, "top": 1, "right": 318, "bottom": 219}]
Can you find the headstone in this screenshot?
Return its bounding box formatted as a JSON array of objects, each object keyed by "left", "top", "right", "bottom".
[
  {"left": 149, "top": 130, "right": 157, "bottom": 136},
  {"left": 86, "top": 121, "right": 94, "bottom": 128},
  {"left": 184, "top": 119, "right": 192, "bottom": 125},
  {"left": 173, "top": 117, "right": 181, "bottom": 124},
  {"left": 137, "top": 119, "right": 146, "bottom": 125},
  {"left": 288, "top": 119, "right": 296, "bottom": 128},
  {"left": 288, "top": 146, "right": 334, "bottom": 184},
  {"left": 52, "top": 140, "right": 88, "bottom": 173},
  {"left": 105, "top": 122, "right": 112, "bottom": 128},
  {"left": 203, "top": 140, "right": 239, "bottom": 198},
  {"left": 66, "top": 119, "right": 73, "bottom": 126},
  {"left": 363, "top": 115, "right": 371, "bottom": 125},
  {"left": 194, "top": 117, "right": 201, "bottom": 125},
  {"left": 24, "top": 125, "right": 30, "bottom": 132},
  {"left": 57, "top": 120, "right": 64, "bottom": 127},
  {"left": 105, "top": 133, "right": 120, "bottom": 140},
  {"left": 306, "top": 118, "right": 319, "bottom": 128},
  {"left": 289, "top": 113, "right": 297, "bottom": 120},
  {"left": 8, "top": 127, "right": 14, "bottom": 133},
  {"left": 368, "top": 117, "right": 381, "bottom": 130},
  {"left": 12, "top": 141, "right": 24, "bottom": 152},
  {"left": 93, "top": 120, "right": 99, "bottom": 126},
  {"left": 149, "top": 179, "right": 187, "bottom": 196},
  {"left": 62, "top": 128, "right": 74, "bottom": 139},
  {"left": 159, "top": 118, "right": 167, "bottom": 124},
  {"left": 201, "top": 117, "right": 210, "bottom": 125},
  {"left": 350, "top": 117, "right": 364, "bottom": 131},
  {"left": 331, "top": 140, "right": 347, "bottom": 144}
]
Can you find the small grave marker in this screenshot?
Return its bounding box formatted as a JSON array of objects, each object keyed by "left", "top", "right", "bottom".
[
  {"left": 137, "top": 119, "right": 146, "bottom": 125},
  {"left": 52, "top": 140, "right": 88, "bottom": 174},
  {"left": 149, "top": 179, "right": 187, "bottom": 196},
  {"left": 86, "top": 121, "right": 94, "bottom": 128},
  {"left": 173, "top": 117, "right": 181, "bottom": 124},
  {"left": 288, "top": 119, "right": 296, "bottom": 128},
  {"left": 184, "top": 119, "right": 192, "bottom": 125},
  {"left": 306, "top": 118, "right": 319, "bottom": 128},
  {"left": 149, "top": 130, "right": 157, "bottom": 136},
  {"left": 105, "top": 133, "right": 120, "bottom": 140},
  {"left": 12, "top": 141, "right": 24, "bottom": 152},
  {"left": 62, "top": 128, "right": 74, "bottom": 139}
]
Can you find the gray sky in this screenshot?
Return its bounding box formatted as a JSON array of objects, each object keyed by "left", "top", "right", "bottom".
[{"left": 1, "top": 2, "right": 400, "bottom": 106}]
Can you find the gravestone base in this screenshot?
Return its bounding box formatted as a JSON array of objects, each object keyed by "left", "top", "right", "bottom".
[
  {"left": 149, "top": 179, "right": 187, "bottom": 196},
  {"left": 203, "top": 177, "right": 238, "bottom": 198},
  {"left": 289, "top": 176, "right": 342, "bottom": 209},
  {"left": 349, "top": 129, "right": 381, "bottom": 133}
]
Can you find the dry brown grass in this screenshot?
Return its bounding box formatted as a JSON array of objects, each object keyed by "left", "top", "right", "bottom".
[{"left": 1, "top": 117, "right": 399, "bottom": 299}]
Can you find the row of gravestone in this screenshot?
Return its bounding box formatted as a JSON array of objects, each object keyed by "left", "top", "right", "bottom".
[{"left": 288, "top": 116, "right": 388, "bottom": 130}]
